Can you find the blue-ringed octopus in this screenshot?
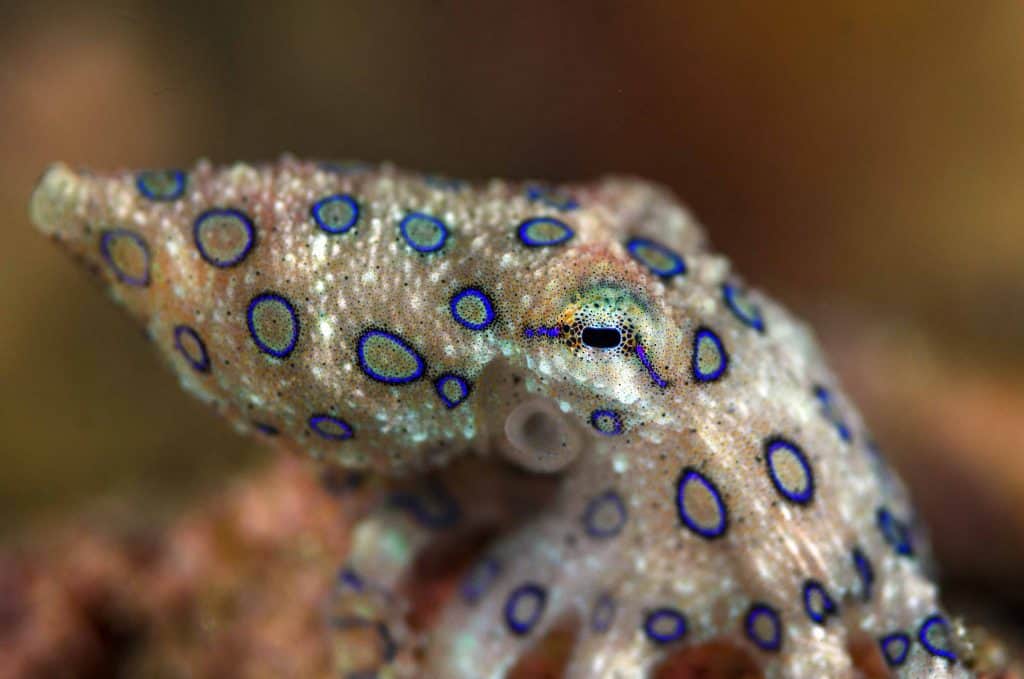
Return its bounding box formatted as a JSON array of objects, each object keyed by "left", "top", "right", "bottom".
[{"left": 29, "top": 157, "right": 978, "bottom": 678}]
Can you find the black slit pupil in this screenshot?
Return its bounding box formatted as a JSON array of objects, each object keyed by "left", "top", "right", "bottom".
[{"left": 581, "top": 327, "right": 622, "bottom": 349}]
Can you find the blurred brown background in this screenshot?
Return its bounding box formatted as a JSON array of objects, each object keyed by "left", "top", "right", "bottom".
[{"left": 1, "top": 0, "right": 1021, "bottom": 623}]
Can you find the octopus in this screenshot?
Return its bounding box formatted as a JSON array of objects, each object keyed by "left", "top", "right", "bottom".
[{"left": 28, "top": 157, "right": 980, "bottom": 678}]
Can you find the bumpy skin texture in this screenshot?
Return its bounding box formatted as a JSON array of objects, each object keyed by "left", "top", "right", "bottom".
[{"left": 31, "top": 158, "right": 975, "bottom": 678}]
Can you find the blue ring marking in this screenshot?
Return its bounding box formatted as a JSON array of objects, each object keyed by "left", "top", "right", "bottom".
[
  {"left": 135, "top": 169, "right": 186, "bottom": 201},
  {"left": 852, "top": 547, "right": 874, "bottom": 602},
  {"left": 626, "top": 237, "right": 686, "bottom": 278},
  {"left": 722, "top": 283, "right": 765, "bottom": 332},
  {"left": 880, "top": 632, "right": 911, "bottom": 667},
  {"left": 764, "top": 437, "right": 815, "bottom": 505},
  {"left": 582, "top": 490, "right": 628, "bottom": 539},
  {"left": 636, "top": 343, "right": 669, "bottom": 388},
  {"left": 591, "top": 593, "right": 616, "bottom": 633},
  {"left": 835, "top": 421, "right": 852, "bottom": 443},
  {"left": 193, "top": 207, "right": 255, "bottom": 268},
  {"left": 813, "top": 384, "right": 835, "bottom": 415},
  {"left": 336, "top": 566, "right": 365, "bottom": 592},
  {"left": 356, "top": 329, "right": 426, "bottom": 384},
  {"left": 504, "top": 583, "right": 547, "bottom": 636},
  {"left": 310, "top": 193, "right": 360, "bottom": 234},
  {"left": 691, "top": 326, "right": 728, "bottom": 382},
  {"left": 589, "top": 409, "right": 624, "bottom": 436},
  {"left": 814, "top": 385, "right": 853, "bottom": 443},
  {"left": 99, "top": 228, "right": 151, "bottom": 287},
  {"left": 675, "top": 467, "right": 729, "bottom": 540},
  {"left": 643, "top": 607, "right": 687, "bottom": 645},
  {"left": 308, "top": 414, "right": 354, "bottom": 441},
  {"left": 919, "top": 614, "right": 957, "bottom": 662},
  {"left": 449, "top": 287, "right": 496, "bottom": 331},
  {"left": 246, "top": 292, "right": 300, "bottom": 359},
  {"left": 434, "top": 374, "right": 471, "bottom": 409},
  {"left": 173, "top": 324, "right": 210, "bottom": 373},
  {"left": 877, "top": 506, "right": 914, "bottom": 556},
  {"left": 744, "top": 603, "right": 783, "bottom": 652},
  {"left": 525, "top": 185, "right": 579, "bottom": 211},
  {"left": 524, "top": 325, "right": 561, "bottom": 338},
  {"left": 516, "top": 217, "right": 574, "bottom": 247},
  {"left": 460, "top": 557, "right": 501, "bottom": 604},
  {"left": 252, "top": 422, "right": 279, "bottom": 436},
  {"left": 399, "top": 211, "right": 449, "bottom": 253},
  {"left": 389, "top": 479, "right": 460, "bottom": 529},
  {"left": 802, "top": 579, "right": 838, "bottom": 625}
]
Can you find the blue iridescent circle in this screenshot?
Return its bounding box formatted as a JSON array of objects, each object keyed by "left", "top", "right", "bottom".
[
  {"left": 813, "top": 385, "right": 836, "bottom": 412},
  {"left": 813, "top": 385, "right": 853, "bottom": 443},
  {"left": 505, "top": 583, "right": 547, "bottom": 636},
  {"left": 525, "top": 185, "right": 579, "bottom": 211},
  {"left": 852, "top": 547, "right": 874, "bottom": 602},
  {"left": 193, "top": 207, "right": 255, "bottom": 268},
  {"left": 643, "top": 607, "right": 687, "bottom": 644},
  {"left": 626, "top": 237, "right": 686, "bottom": 278},
  {"left": 389, "top": 479, "right": 460, "bottom": 529},
  {"left": 582, "top": 490, "right": 628, "bottom": 539},
  {"left": 877, "top": 507, "right": 914, "bottom": 556},
  {"left": 802, "top": 579, "right": 838, "bottom": 625},
  {"left": 308, "top": 414, "right": 354, "bottom": 441},
  {"left": 591, "top": 594, "right": 616, "bottom": 633},
  {"left": 356, "top": 329, "right": 426, "bottom": 384},
  {"left": 461, "top": 557, "right": 501, "bottom": 604},
  {"left": 135, "top": 169, "right": 186, "bottom": 201},
  {"left": 691, "top": 326, "right": 728, "bottom": 382},
  {"left": 918, "top": 614, "right": 957, "bottom": 662},
  {"left": 449, "top": 288, "right": 496, "bottom": 331},
  {"left": 744, "top": 603, "right": 782, "bottom": 652},
  {"left": 835, "top": 421, "right": 852, "bottom": 442},
  {"left": 336, "top": 566, "right": 365, "bottom": 592},
  {"left": 253, "top": 422, "right": 279, "bottom": 436},
  {"left": 764, "top": 437, "right": 815, "bottom": 505},
  {"left": 880, "top": 632, "right": 911, "bottom": 666},
  {"left": 516, "top": 217, "right": 574, "bottom": 247},
  {"left": 99, "top": 228, "right": 151, "bottom": 287},
  {"left": 434, "top": 374, "right": 471, "bottom": 409},
  {"left": 675, "top": 467, "right": 729, "bottom": 540},
  {"left": 246, "top": 292, "right": 300, "bottom": 359},
  {"left": 722, "top": 283, "right": 765, "bottom": 332},
  {"left": 173, "top": 324, "right": 210, "bottom": 373},
  {"left": 399, "top": 211, "right": 449, "bottom": 253},
  {"left": 589, "top": 409, "right": 623, "bottom": 436},
  {"left": 310, "top": 193, "right": 360, "bottom": 234}
]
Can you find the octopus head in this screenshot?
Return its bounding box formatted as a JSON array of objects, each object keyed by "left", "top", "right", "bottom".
[{"left": 501, "top": 247, "right": 686, "bottom": 471}]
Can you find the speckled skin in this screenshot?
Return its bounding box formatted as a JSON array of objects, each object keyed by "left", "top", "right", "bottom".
[{"left": 31, "top": 158, "right": 975, "bottom": 678}]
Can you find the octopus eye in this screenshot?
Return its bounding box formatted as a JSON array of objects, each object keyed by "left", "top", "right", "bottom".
[{"left": 581, "top": 326, "right": 622, "bottom": 350}]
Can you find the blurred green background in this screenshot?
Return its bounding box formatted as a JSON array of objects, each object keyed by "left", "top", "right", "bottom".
[{"left": 1, "top": 1, "right": 1022, "bottom": 596}]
